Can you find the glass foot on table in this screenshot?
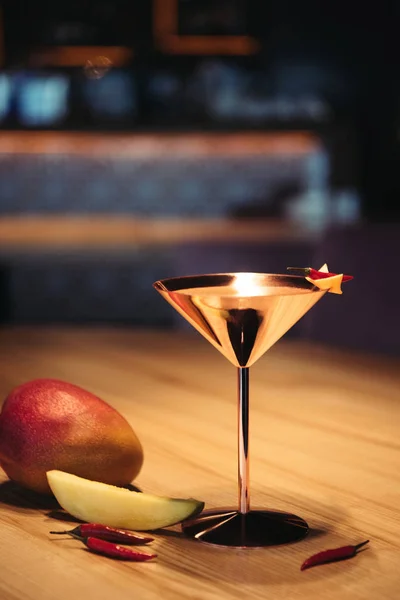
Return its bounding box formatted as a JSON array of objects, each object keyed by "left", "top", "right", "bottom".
[{"left": 182, "top": 508, "right": 309, "bottom": 548}]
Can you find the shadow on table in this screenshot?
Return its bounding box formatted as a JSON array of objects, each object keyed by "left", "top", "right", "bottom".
[
  {"left": 0, "top": 480, "right": 59, "bottom": 511},
  {"left": 0, "top": 479, "right": 141, "bottom": 516},
  {"left": 149, "top": 482, "right": 366, "bottom": 586}
]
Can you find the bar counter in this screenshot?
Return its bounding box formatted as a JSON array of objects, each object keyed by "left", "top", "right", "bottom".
[{"left": 0, "top": 327, "right": 398, "bottom": 600}]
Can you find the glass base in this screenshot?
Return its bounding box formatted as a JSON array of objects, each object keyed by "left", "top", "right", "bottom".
[{"left": 182, "top": 508, "right": 309, "bottom": 548}]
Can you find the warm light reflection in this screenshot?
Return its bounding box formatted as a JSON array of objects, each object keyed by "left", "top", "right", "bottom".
[
  {"left": 153, "top": 0, "right": 259, "bottom": 55},
  {"left": 232, "top": 273, "right": 261, "bottom": 296}
]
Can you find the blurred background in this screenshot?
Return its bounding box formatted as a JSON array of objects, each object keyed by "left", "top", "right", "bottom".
[{"left": 0, "top": 1, "right": 398, "bottom": 354}]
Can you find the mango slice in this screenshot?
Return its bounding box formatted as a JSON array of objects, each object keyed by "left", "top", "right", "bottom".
[
  {"left": 47, "top": 470, "right": 204, "bottom": 531},
  {"left": 306, "top": 263, "right": 344, "bottom": 295}
]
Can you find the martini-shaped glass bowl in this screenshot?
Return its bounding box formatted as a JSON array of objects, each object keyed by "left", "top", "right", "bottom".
[{"left": 153, "top": 272, "right": 327, "bottom": 547}]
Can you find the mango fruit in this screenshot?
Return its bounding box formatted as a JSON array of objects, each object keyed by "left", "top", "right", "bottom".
[
  {"left": 0, "top": 379, "right": 143, "bottom": 494},
  {"left": 47, "top": 470, "right": 205, "bottom": 530}
]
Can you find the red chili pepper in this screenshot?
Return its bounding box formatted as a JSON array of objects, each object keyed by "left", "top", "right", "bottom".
[
  {"left": 287, "top": 267, "right": 353, "bottom": 282},
  {"left": 83, "top": 537, "right": 157, "bottom": 561},
  {"left": 50, "top": 524, "right": 153, "bottom": 545},
  {"left": 301, "top": 540, "right": 369, "bottom": 571}
]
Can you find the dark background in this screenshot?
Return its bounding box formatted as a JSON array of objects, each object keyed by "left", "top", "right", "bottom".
[
  {"left": 0, "top": 1, "right": 398, "bottom": 351},
  {"left": 2, "top": 1, "right": 399, "bottom": 220}
]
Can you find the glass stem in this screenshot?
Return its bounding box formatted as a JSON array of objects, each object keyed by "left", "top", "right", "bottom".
[{"left": 238, "top": 367, "right": 250, "bottom": 514}]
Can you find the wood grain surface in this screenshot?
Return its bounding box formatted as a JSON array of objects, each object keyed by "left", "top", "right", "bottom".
[
  {"left": 0, "top": 327, "right": 399, "bottom": 600},
  {"left": 0, "top": 216, "right": 316, "bottom": 252},
  {"left": 0, "top": 131, "right": 318, "bottom": 157}
]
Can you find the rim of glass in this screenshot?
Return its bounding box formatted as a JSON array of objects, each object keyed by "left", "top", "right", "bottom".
[{"left": 153, "top": 272, "right": 324, "bottom": 296}]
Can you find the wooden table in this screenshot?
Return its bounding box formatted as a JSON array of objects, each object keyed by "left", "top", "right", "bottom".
[{"left": 0, "top": 327, "right": 399, "bottom": 600}]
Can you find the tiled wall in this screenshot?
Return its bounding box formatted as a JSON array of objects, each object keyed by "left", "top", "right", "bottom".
[
  {"left": 0, "top": 153, "right": 312, "bottom": 216},
  {"left": 0, "top": 148, "right": 321, "bottom": 324}
]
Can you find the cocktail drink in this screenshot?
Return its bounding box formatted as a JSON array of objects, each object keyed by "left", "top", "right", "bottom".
[{"left": 153, "top": 272, "right": 332, "bottom": 547}]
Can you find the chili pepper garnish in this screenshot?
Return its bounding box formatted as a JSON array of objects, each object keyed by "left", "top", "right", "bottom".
[
  {"left": 301, "top": 540, "right": 369, "bottom": 571},
  {"left": 50, "top": 523, "right": 153, "bottom": 545},
  {"left": 82, "top": 537, "right": 157, "bottom": 561},
  {"left": 287, "top": 267, "right": 353, "bottom": 282}
]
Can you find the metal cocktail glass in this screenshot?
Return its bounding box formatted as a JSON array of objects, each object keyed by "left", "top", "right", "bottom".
[{"left": 154, "top": 272, "right": 327, "bottom": 547}]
